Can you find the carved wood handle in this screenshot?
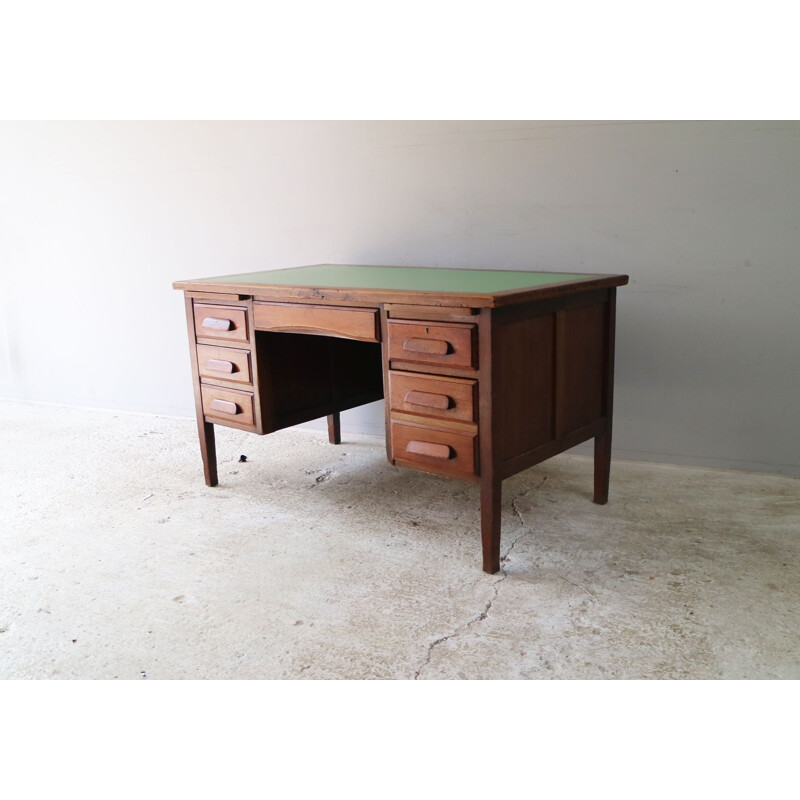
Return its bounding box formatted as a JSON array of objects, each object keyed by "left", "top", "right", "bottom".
[
  {"left": 202, "top": 317, "right": 233, "bottom": 331},
  {"left": 404, "top": 390, "right": 452, "bottom": 410},
  {"left": 406, "top": 440, "right": 453, "bottom": 460},
  {"left": 206, "top": 359, "right": 235, "bottom": 373},
  {"left": 402, "top": 338, "right": 450, "bottom": 355},
  {"left": 209, "top": 398, "right": 239, "bottom": 415}
]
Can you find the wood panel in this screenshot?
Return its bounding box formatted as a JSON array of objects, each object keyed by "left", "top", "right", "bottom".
[
  {"left": 499, "top": 420, "right": 606, "bottom": 480},
  {"left": 253, "top": 302, "right": 379, "bottom": 342},
  {"left": 385, "top": 304, "right": 478, "bottom": 321},
  {"left": 196, "top": 344, "right": 252, "bottom": 385},
  {"left": 387, "top": 320, "right": 476, "bottom": 369},
  {"left": 388, "top": 371, "right": 476, "bottom": 424},
  {"left": 186, "top": 291, "right": 250, "bottom": 301},
  {"left": 493, "top": 312, "right": 555, "bottom": 462},
  {"left": 560, "top": 302, "right": 606, "bottom": 433},
  {"left": 390, "top": 421, "right": 477, "bottom": 479},
  {"left": 201, "top": 385, "right": 255, "bottom": 428},
  {"left": 193, "top": 304, "right": 249, "bottom": 344}
]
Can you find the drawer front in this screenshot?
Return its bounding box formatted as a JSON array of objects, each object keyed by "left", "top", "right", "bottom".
[
  {"left": 194, "top": 304, "right": 249, "bottom": 343},
  {"left": 201, "top": 385, "right": 255, "bottom": 427},
  {"left": 390, "top": 421, "right": 477, "bottom": 478},
  {"left": 254, "top": 302, "right": 379, "bottom": 343},
  {"left": 197, "top": 344, "right": 252, "bottom": 385},
  {"left": 387, "top": 321, "right": 476, "bottom": 369},
  {"left": 388, "top": 371, "right": 476, "bottom": 423}
]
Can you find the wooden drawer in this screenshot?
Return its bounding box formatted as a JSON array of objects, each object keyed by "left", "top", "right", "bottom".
[
  {"left": 201, "top": 385, "right": 255, "bottom": 428},
  {"left": 388, "top": 371, "right": 476, "bottom": 423},
  {"left": 197, "top": 344, "right": 252, "bottom": 385},
  {"left": 194, "top": 303, "right": 249, "bottom": 344},
  {"left": 254, "top": 302, "right": 379, "bottom": 343},
  {"left": 390, "top": 421, "right": 477, "bottom": 478},
  {"left": 387, "top": 320, "right": 476, "bottom": 369}
]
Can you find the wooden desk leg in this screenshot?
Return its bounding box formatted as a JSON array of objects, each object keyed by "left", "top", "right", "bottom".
[
  {"left": 478, "top": 306, "right": 501, "bottom": 574},
  {"left": 198, "top": 419, "right": 218, "bottom": 487},
  {"left": 593, "top": 430, "right": 611, "bottom": 504},
  {"left": 481, "top": 475, "right": 502, "bottom": 574},
  {"left": 594, "top": 290, "right": 616, "bottom": 506},
  {"left": 327, "top": 412, "right": 341, "bottom": 444}
]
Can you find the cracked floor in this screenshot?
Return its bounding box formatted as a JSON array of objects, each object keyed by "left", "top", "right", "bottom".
[{"left": 2, "top": 399, "right": 798, "bottom": 679}]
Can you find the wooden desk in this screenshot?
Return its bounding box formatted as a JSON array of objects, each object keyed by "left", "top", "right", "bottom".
[{"left": 174, "top": 264, "right": 629, "bottom": 573}]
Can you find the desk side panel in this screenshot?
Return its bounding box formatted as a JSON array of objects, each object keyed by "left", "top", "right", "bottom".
[{"left": 494, "top": 290, "right": 612, "bottom": 479}]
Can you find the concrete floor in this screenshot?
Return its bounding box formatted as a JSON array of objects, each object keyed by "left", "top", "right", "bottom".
[{"left": 1, "top": 398, "right": 798, "bottom": 679}]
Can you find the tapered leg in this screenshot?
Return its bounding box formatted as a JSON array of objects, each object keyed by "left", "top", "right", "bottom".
[
  {"left": 480, "top": 476, "right": 502, "bottom": 574},
  {"left": 198, "top": 419, "right": 218, "bottom": 487},
  {"left": 327, "top": 412, "right": 341, "bottom": 444},
  {"left": 593, "top": 430, "right": 611, "bottom": 504}
]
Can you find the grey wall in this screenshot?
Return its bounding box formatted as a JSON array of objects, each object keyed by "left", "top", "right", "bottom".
[{"left": 1, "top": 121, "right": 798, "bottom": 475}]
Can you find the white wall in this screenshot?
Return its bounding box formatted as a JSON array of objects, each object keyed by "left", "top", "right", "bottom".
[{"left": 1, "top": 121, "right": 798, "bottom": 475}]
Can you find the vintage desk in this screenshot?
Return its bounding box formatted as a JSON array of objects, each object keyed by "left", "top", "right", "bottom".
[{"left": 174, "top": 264, "right": 628, "bottom": 573}]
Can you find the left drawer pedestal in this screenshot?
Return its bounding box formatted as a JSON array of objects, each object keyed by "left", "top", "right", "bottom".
[{"left": 185, "top": 294, "right": 260, "bottom": 434}]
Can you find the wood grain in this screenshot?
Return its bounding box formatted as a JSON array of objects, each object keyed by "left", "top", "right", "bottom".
[
  {"left": 406, "top": 440, "right": 452, "bottom": 460},
  {"left": 253, "top": 302, "right": 379, "bottom": 342},
  {"left": 494, "top": 312, "right": 555, "bottom": 461},
  {"left": 594, "top": 289, "right": 616, "bottom": 504},
  {"left": 385, "top": 304, "right": 478, "bottom": 321},
  {"left": 197, "top": 344, "right": 252, "bottom": 385},
  {"left": 388, "top": 371, "right": 476, "bottom": 424},
  {"left": 404, "top": 390, "right": 450, "bottom": 410},
  {"left": 387, "top": 320, "right": 476, "bottom": 369},
  {"left": 478, "top": 306, "right": 501, "bottom": 574},
  {"left": 201, "top": 385, "right": 255, "bottom": 428},
  {"left": 327, "top": 412, "right": 341, "bottom": 445},
  {"left": 193, "top": 304, "right": 249, "bottom": 344},
  {"left": 391, "top": 420, "right": 477, "bottom": 479},
  {"left": 402, "top": 338, "right": 449, "bottom": 355},
  {"left": 184, "top": 296, "right": 218, "bottom": 487}
]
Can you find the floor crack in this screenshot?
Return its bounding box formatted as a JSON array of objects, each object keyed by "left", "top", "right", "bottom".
[
  {"left": 412, "top": 491, "right": 532, "bottom": 680},
  {"left": 513, "top": 486, "right": 599, "bottom": 603}
]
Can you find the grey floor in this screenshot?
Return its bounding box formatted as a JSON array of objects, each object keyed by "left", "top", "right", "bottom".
[{"left": 1, "top": 399, "right": 798, "bottom": 679}]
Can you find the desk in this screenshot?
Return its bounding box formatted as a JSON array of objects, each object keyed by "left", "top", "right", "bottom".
[{"left": 174, "top": 264, "right": 629, "bottom": 573}]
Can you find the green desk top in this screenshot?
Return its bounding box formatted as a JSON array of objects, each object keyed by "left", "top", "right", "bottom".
[
  {"left": 174, "top": 264, "right": 628, "bottom": 307},
  {"left": 188, "top": 264, "right": 591, "bottom": 293}
]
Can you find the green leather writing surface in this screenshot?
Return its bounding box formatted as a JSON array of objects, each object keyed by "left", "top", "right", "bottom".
[{"left": 194, "top": 264, "right": 591, "bottom": 295}]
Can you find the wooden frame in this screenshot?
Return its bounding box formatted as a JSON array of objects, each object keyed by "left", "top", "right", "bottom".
[{"left": 176, "top": 265, "right": 628, "bottom": 573}]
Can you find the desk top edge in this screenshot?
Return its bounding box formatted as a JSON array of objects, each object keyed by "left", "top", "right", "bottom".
[{"left": 173, "top": 264, "right": 629, "bottom": 307}]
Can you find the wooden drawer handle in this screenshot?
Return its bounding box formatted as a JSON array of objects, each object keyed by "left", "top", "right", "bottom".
[
  {"left": 206, "top": 359, "right": 235, "bottom": 374},
  {"left": 202, "top": 317, "right": 233, "bottom": 331},
  {"left": 404, "top": 390, "right": 452, "bottom": 410},
  {"left": 209, "top": 398, "right": 239, "bottom": 415},
  {"left": 406, "top": 440, "right": 453, "bottom": 460},
  {"left": 402, "top": 337, "right": 450, "bottom": 355}
]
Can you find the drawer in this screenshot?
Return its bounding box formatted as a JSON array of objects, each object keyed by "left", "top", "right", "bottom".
[
  {"left": 254, "top": 302, "right": 379, "bottom": 343},
  {"left": 201, "top": 385, "right": 255, "bottom": 428},
  {"left": 390, "top": 421, "right": 477, "bottom": 478},
  {"left": 194, "top": 304, "right": 249, "bottom": 344},
  {"left": 387, "top": 321, "right": 476, "bottom": 369},
  {"left": 197, "top": 344, "right": 252, "bottom": 385},
  {"left": 388, "top": 371, "right": 476, "bottom": 423}
]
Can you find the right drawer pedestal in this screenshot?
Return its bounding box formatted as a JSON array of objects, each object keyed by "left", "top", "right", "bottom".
[{"left": 386, "top": 319, "right": 479, "bottom": 481}]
